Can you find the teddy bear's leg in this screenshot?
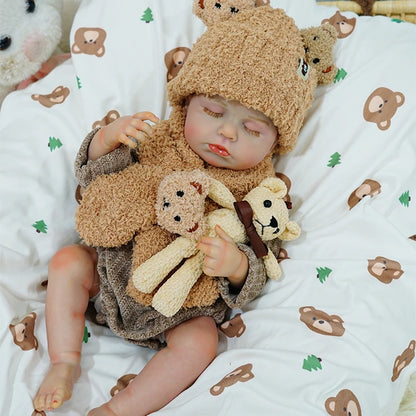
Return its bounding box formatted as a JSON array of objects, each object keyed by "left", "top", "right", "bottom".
[
  {"left": 152, "top": 251, "right": 205, "bottom": 317},
  {"left": 263, "top": 249, "right": 282, "bottom": 280},
  {"left": 132, "top": 237, "right": 197, "bottom": 293}
]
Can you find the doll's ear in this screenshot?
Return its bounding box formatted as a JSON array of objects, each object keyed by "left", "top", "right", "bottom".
[{"left": 279, "top": 221, "right": 301, "bottom": 241}]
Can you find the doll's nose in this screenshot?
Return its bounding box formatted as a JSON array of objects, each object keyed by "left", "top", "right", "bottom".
[
  {"left": 218, "top": 122, "right": 237, "bottom": 141},
  {"left": 0, "top": 36, "right": 11, "bottom": 50}
]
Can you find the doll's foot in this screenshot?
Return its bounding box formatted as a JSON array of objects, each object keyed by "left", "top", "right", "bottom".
[
  {"left": 87, "top": 403, "right": 118, "bottom": 416},
  {"left": 34, "top": 361, "right": 81, "bottom": 411}
]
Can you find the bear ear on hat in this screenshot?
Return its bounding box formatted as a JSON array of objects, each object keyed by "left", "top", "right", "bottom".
[{"left": 193, "top": 0, "right": 270, "bottom": 27}]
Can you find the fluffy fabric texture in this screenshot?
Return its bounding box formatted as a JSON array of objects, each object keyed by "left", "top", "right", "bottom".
[
  {"left": 75, "top": 109, "right": 276, "bottom": 346},
  {"left": 192, "top": 0, "right": 270, "bottom": 27},
  {"left": 301, "top": 23, "right": 338, "bottom": 85},
  {"left": 167, "top": 6, "right": 318, "bottom": 154},
  {"left": 132, "top": 173, "right": 300, "bottom": 317},
  {"left": 0, "top": 0, "right": 63, "bottom": 105},
  {"left": 74, "top": 5, "right": 314, "bottom": 344}
]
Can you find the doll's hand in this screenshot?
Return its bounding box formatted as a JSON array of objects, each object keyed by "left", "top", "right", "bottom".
[
  {"left": 197, "top": 225, "right": 248, "bottom": 289},
  {"left": 88, "top": 111, "right": 159, "bottom": 160}
]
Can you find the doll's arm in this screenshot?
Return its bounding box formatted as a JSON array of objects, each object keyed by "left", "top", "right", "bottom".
[
  {"left": 75, "top": 111, "right": 158, "bottom": 189},
  {"left": 87, "top": 112, "right": 158, "bottom": 160},
  {"left": 217, "top": 243, "right": 267, "bottom": 309}
]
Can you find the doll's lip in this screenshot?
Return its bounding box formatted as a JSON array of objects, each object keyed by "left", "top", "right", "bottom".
[
  {"left": 322, "top": 66, "right": 332, "bottom": 73},
  {"left": 209, "top": 144, "right": 230, "bottom": 157},
  {"left": 188, "top": 223, "right": 199, "bottom": 233}
]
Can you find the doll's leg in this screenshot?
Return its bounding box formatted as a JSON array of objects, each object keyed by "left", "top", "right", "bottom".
[
  {"left": 34, "top": 244, "right": 100, "bottom": 412},
  {"left": 88, "top": 316, "right": 218, "bottom": 416}
]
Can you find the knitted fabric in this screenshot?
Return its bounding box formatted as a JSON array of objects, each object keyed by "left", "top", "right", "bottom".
[
  {"left": 167, "top": 6, "right": 317, "bottom": 154},
  {"left": 75, "top": 119, "right": 276, "bottom": 347}
]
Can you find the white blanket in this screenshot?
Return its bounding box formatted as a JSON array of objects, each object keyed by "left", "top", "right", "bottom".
[{"left": 1, "top": 1, "right": 416, "bottom": 414}]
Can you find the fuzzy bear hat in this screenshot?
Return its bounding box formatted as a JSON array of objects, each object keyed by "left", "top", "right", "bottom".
[{"left": 167, "top": 4, "right": 318, "bottom": 155}]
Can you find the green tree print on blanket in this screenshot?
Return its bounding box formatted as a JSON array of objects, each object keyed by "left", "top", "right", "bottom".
[
  {"left": 48, "top": 137, "right": 63, "bottom": 151},
  {"left": 141, "top": 8, "right": 154, "bottom": 23},
  {"left": 303, "top": 354, "right": 322, "bottom": 372},
  {"left": 33, "top": 220, "right": 48, "bottom": 234},
  {"left": 327, "top": 152, "right": 341, "bottom": 168}
]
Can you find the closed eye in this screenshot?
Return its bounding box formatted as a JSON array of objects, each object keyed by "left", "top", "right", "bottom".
[
  {"left": 244, "top": 125, "right": 260, "bottom": 137},
  {"left": 203, "top": 108, "right": 222, "bottom": 118}
]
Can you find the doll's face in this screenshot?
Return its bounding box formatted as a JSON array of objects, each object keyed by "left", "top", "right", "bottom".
[{"left": 184, "top": 95, "right": 277, "bottom": 170}]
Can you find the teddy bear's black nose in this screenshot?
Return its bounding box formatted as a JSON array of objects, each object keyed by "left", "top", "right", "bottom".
[
  {"left": 230, "top": 7, "right": 239, "bottom": 13},
  {"left": 313, "top": 58, "right": 320, "bottom": 64},
  {"left": 0, "top": 36, "right": 11, "bottom": 51}
]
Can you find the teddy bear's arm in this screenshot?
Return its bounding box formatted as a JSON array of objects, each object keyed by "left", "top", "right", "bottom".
[
  {"left": 132, "top": 237, "right": 197, "bottom": 293},
  {"left": 152, "top": 251, "right": 205, "bottom": 317}
]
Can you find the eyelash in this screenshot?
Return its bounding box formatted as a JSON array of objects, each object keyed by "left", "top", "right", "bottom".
[
  {"left": 203, "top": 107, "right": 260, "bottom": 136},
  {"left": 245, "top": 126, "right": 260, "bottom": 137},
  {"left": 203, "top": 108, "right": 222, "bottom": 118}
]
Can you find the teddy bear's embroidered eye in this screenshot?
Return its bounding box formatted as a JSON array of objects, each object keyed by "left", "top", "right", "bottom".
[
  {"left": 26, "top": 0, "right": 36, "bottom": 13},
  {"left": 176, "top": 191, "right": 184, "bottom": 197},
  {"left": 263, "top": 200, "right": 272, "bottom": 208},
  {"left": 174, "top": 216, "right": 181, "bottom": 222},
  {"left": 215, "top": 2, "right": 221, "bottom": 9},
  {"left": 0, "top": 36, "right": 11, "bottom": 51}
]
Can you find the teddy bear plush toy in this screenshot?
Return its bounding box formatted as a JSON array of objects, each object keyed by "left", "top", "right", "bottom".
[
  {"left": 131, "top": 171, "right": 301, "bottom": 317},
  {"left": 193, "top": 0, "right": 271, "bottom": 26},
  {"left": 300, "top": 23, "right": 338, "bottom": 85},
  {"left": 0, "top": 0, "right": 80, "bottom": 106}
]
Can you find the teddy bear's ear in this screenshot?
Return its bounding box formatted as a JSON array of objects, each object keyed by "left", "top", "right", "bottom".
[
  {"left": 258, "top": 177, "right": 287, "bottom": 199},
  {"left": 208, "top": 178, "right": 236, "bottom": 209},
  {"left": 279, "top": 220, "right": 301, "bottom": 241}
]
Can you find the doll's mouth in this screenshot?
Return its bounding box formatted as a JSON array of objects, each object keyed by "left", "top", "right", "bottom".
[
  {"left": 209, "top": 144, "right": 230, "bottom": 157},
  {"left": 322, "top": 66, "right": 332, "bottom": 74},
  {"left": 188, "top": 223, "right": 199, "bottom": 233}
]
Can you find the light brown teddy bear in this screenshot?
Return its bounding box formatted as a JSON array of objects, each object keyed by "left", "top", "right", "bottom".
[
  {"left": 301, "top": 23, "right": 338, "bottom": 85},
  {"left": 193, "top": 0, "right": 270, "bottom": 27},
  {"left": 132, "top": 171, "right": 300, "bottom": 317}
]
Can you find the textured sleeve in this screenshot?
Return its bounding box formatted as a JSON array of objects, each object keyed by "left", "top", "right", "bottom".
[
  {"left": 74, "top": 128, "right": 137, "bottom": 188},
  {"left": 217, "top": 243, "right": 267, "bottom": 309}
]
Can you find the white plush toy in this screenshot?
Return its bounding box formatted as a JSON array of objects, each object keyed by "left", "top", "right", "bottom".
[
  {"left": 0, "top": 0, "right": 80, "bottom": 107},
  {"left": 131, "top": 170, "right": 301, "bottom": 317}
]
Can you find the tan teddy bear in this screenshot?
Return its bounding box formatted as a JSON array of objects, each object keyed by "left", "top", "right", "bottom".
[
  {"left": 301, "top": 23, "right": 338, "bottom": 85},
  {"left": 131, "top": 171, "right": 300, "bottom": 317},
  {"left": 193, "top": 0, "right": 270, "bottom": 27}
]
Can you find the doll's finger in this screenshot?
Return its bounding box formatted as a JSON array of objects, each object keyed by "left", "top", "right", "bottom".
[
  {"left": 202, "top": 264, "right": 216, "bottom": 276},
  {"left": 132, "top": 111, "right": 159, "bottom": 124},
  {"left": 117, "top": 133, "right": 138, "bottom": 148},
  {"left": 124, "top": 126, "right": 149, "bottom": 144},
  {"left": 214, "top": 225, "right": 235, "bottom": 243},
  {"left": 131, "top": 119, "right": 154, "bottom": 137}
]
